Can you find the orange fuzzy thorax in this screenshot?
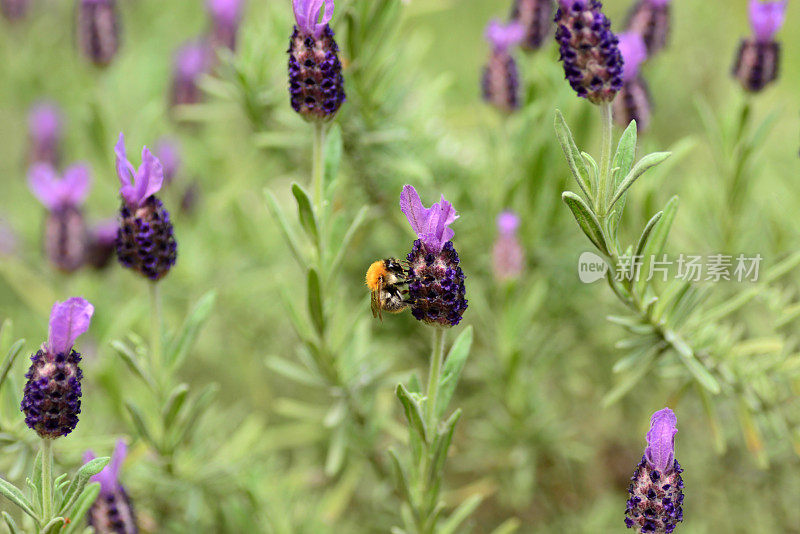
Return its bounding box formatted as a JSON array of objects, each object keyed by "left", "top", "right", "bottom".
[{"left": 366, "top": 261, "right": 388, "bottom": 291}]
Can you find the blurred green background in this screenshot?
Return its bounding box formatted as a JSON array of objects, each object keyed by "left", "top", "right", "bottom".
[{"left": 1, "top": 0, "right": 799, "bottom": 532}]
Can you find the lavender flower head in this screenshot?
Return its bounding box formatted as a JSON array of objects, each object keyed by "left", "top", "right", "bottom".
[
  {"left": 77, "top": 0, "right": 120, "bottom": 66},
  {"left": 85, "top": 440, "right": 138, "bottom": 533},
  {"left": 29, "top": 163, "right": 92, "bottom": 272},
  {"left": 733, "top": 0, "right": 786, "bottom": 92},
  {"left": 288, "top": 0, "right": 346, "bottom": 121},
  {"left": 155, "top": 138, "right": 181, "bottom": 183},
  {"left": 510, "top": 0, "right": 555, "bottom": 51},
  {"left": 625, "top": 408, "right": 684, "bottom": 533},
  {"left": 207, "top": 0, "right": 244, "bottom": 51},
  {"left": 492, "top": 211, "right": 525, "bottom": 282},
  {"left": 555, "top": 0, "right": 623, "bottom": 104},
  {"left": 613, "top": 32, "right": 651, "bottom": 131},
  {"left": 1, "top": 0, "right": 30, "bottom": 21},
  {"left": 401, "top": 186, "right": 468, "bottom": 327},
  {"left": 86, "top": 218, "right": 119, "bottom": 270},
  {"left": 21, "top": 298, "right": 94, "bottom": 439},
  {"left": 171, "top": 41, "right": 212, "bottom": 107},
  {"left": 28, "top": 101, "right": 62, "bottom": 166},
  {"left": 482, "top": 20, "right": 525, "bottom": 113},
  {"left": 115, "top": 133, "right": 178, "bottom": 281},
  {"left": 626, "top": 0, "right": 671, "bottom": 55}
]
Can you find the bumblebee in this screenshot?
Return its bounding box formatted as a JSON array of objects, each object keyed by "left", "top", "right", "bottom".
[{"left": 366, "top": 258, "right": 409, "bottom": 320}]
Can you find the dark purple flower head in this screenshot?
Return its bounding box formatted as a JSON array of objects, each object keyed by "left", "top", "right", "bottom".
[
  {"left": 625, "top": 0, "right": 671, "bottom": 55},
  {"left": 292, "top": 0, "right": 333, "bottom": 38},
  {"left": 482, "top": 22, "right": 523, "bottom": 112},
  {"left": 1, "top": 0, "right": 30, "bottom": 21},
  {"left": 77, "top": 0, "right": 120, "bottom": 66},
  {"left": 400, "top": 185, "right": 458, "bottom": 255},
  {"left": 155, "top": 138, "right": 181, "bottom": 183},
  {"left": 115, "top": 133, "right": 164, "bottom": 211},
  {"left": 85, "top": 440, "right": 138, "bottom": 532},
  {"left": 21, "top": 298, "right": 93, "bottom": 439},
  {"left": 645, "top": 407, "right": 677, "bottom": 472},
  {"left": 86, "top": 218, "right": 118, "bottom": 270},
  {"left": 618, "top": 32, "right": 647, "bottom": 82},
  {"left": 613, "top": 75, "right": 651, "bottom": 131},
  {"left": 509, "top": 0, "right": 555, "bottom": 51},
  {"left": 28, "top": 163, "right": 91, "bottom": 211},
  {"left": 486, "top": 20, "right": 525, "bottom": 52},
  {"left": 493, "top": 211, "right": 524, "bottom": 282},
  {"left": 749, "top": 0, "right": 786, "bottom": 42},
  {"left": 28, "top": 102, "right": 62, "bottom": 166}
]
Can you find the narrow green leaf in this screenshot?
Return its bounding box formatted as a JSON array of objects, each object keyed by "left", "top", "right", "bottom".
[
  {"left": 429, "top": 410, "right": 461, "bottom": 494},
  {"left": 387, "top": 449, "right": 412, "bottom": 505},
  {"left": 554, "top": 111, "right": 593, "bottom": 198},
  {"left": 0, "top": 339, "right": 24, "bottom": 393},
  {"left": 664, "top": 331, "right": 721, "bottom": 393},
  {"left": 562, "top": 192, "right": 609, "bottom": 255},
  {"left": 0, "top": 477, "right": 39, "bottom": 522},
  {"left": 63, "top": 483, "right": 100, "bottom": 534},
  {"left": 581, "top": 151, "right": 599, "bottom": 185},
  {"left": 165, "top": 291, "right": 216, "bottom": 369},
  {"left": 125, "top": 402, "right": 158, "bottom": 449},
  {"left": 162, "top": 383, "right": 190, "bottom": 428},
  {"left": 490, "top": 519, "right": 521, "bottom": 534},
  {"left": 634, "top": 211, "right": 663, "bottom": 260},
  {"left": 291, "top": 183, "right": 319, "bottom": 244},
  {"left": 612, "top": 120, "right": 638, "bottom": 187},
  {"left": 264, "top": 188, "right": 308, "bottom": 268},
  {"left": 635, "top": 196, "right": 679, "bottom": 295},
  {"left": 609, "top": 152, "right": 671, "bottom": 208},
  {"left": 603, "top": 346, "right": 660, "bottom": 406},
  {"left": 436, "top": 326, "right": 473, "bottom": 419},
  {"left": 396, "top": 384, "right": 428, "bottom": 457},
  {"left": 170, "top": 384, "right": 219, "bottom": 450},
  {"left": 307, "top": 268, "right": 325, "bottom": 335},
  {"left": 328, "top": 206, "right": 370, "bottom": 279},
  {"left": 110, "top": 340, "right": 156, "bottom": 392},
  {"left": 324, "top": 426, "right": 347, "bottom": 477},
  {"left": 42, "top": 518, "right": 65, "bottom": 533},
  {"left": 439, "top": 493, "right": 484, "bottom": 534},
  {"left": 1, "top": 511, "right": 21, "bottom": 534},
  {"left": 698, "top": 385, "right": 726, "bottom": 454},
  {"left": 264, "top": 355, "right": 324, "bottom": 387}
]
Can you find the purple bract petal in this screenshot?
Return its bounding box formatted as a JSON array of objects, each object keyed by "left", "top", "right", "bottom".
[
  {"left": 28, "top": 102, "right": 62, "bottom": 145},
  {"left": 292, "top": 0, "right": 333, "bottom": 37},
  {"left": 749, "top": 0, "right": 787, "bottom": 41},
  {"left": 207, "top": 0, "right": 242, "bottom": 25},
  {"left": 497, "top": 211, "right": 520, "bottom": 236},
  {"left": 115, "top": 133, "right": 165, "bottom": 209},
  {"left": 28, "top": 163, "right": 91, "bottom": 210},
  {"left": 84, "top": 439, "right": 127, "bottom": 495},
  {"left": 485, "top": 19, "right": 525, "bottom": 51},
  {"left": 400, "top": 185, "right": 458, "bottom": 254},
  {"left": 174, "top": 41, "right": 212, "bottom": 80},
  {"left": 47, "top": 297, "right": 94, "bottom": 355},
  {"left": 617, "top": 32, "right": 647, "bottom": 81},
  {"left": 645, "top": 407, "right": 678, "bottom": 472},
  {"left": 155, "top": 138, "right": 181, "bottom": 182}
]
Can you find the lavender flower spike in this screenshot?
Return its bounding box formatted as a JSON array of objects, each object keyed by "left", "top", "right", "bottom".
[
  {"left": 207, "top": 0, "right": 244, "bottom": 51},
  {"left": 1, "top": 0, "right": 30, "bottom": 21},
  {"left": 733, "top": 0, "right": 786, "bottom": 92},
  {"left": 493, "top": 211, "right": 524, "bottom": 282},
  {"left": 171, "top": 41, "right": 213, "bottom": 107},
  {"left": 400, "top": 185, "right": 458, "bottom": 255},
  {"left": 626, "top": 0, "right": 671, "bottom": 55},
  {"left": 510, "top": 0, "right": 555, "bottom": 51},
  {"left": 482, "top": 20, "right": 524, "bottom": 112},
  {"left": 77, "top": 0, "right": 120, "bottom": 66},
  {"left": 613, "top": 32, "right": 652, "bottom": 131},
  {"left": 115, "top": 133, "right": 164, "bottom": 210},
  {"left": 625, "top": 408, "right": 684, "bottom": 533},
  {"left": 21, "top": 298, "right": 94, "bottom": 439},
  {"left": 28, "top": 101, "right": 62, "bottom": 166},
  {"left": 85, "top": 440, "right": 139, "bottom": 533}
]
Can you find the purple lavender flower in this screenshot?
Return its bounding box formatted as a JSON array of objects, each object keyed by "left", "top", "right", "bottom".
[
  {"left": 626, "top": 0, "right": 671, "bottom": 55},
  {"left": 0, "top": 217, "right": 17, "bottom": 257},
  {"left": 400, "top": 185, "right": 467, "bottom": 327},
  {"left": 28, "top": 101, "right": 62, "bottom": 167},
  {"left": 555, "top": 0, "right": 623, "bottom": 104},
  {"left": 86, "top": 218, "right": 118, "bottom": 270},
  {"left": 114, "top": 133, "right": 178, "bottom": 281},
  {"left": 155, "top": 138, "right": 181, "bottom": 183},
  {"left": 482, "top": 20, "right": 525, "bottom": 113},
  {"left": 77, "top": 0, "right": 120, "bottom": 66},
  {"left": 207, "top": 0, "right": 244, "bottom": 51},
  {"left": 1, "top": 0, "right": 29, "bottom": 21},
  {"left": 613, "top": 32, "right": 651, "bottom": 131},
  {"left": 28, "top": 163, "right": 91, "bottom": 272},
  {"left": 85, "top": 440, "right": 138, "bottom": 533},
  {"left": 21, "top": 298, "right": 94, "bottom": 439},
  {"left": 492, "top": 211, "right": 525, "bottom": 282},
  {"left": 170, "top": 41, "right": 213, "bottom": 107},
  {"left": 733, "top": 0, "right": 787, "bottom": 92},
  {"left": 625, "top": 408, "right": 684, "bottom": 533},
  {"left": 288, "top": 0, "right": 346, "bottom": 121},
  {"left": 510, "top": 0, "right": 554, "bottom": 51}
]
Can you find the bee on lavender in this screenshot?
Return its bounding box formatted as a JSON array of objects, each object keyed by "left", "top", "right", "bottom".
[{"left": 365, "top": 258, "right": 409, "bottom": 320}]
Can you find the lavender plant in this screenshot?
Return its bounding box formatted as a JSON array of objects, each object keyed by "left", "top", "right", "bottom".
[
  {"left": 625, "top": 0, "right": 671, "bottom": 56},
  {"left": 613, "top": 32, "right": 650, "bottom": 132},
  {"left": 27, "top": 103, "right": 62, "bottom": 168},
  {"left": 509, "top": 0, "right": 554, "bottom": 52},
  {"left": 482, "top": 20, "right": 525, "bottom": 114},
  {"left": 732, "top": 0, "right": 786, "bottom": 93},
  {"left": 76, "top": 0, "right": 120, "bottom": 67}
]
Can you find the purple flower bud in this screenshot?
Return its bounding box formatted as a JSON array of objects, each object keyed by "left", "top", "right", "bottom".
[
  {"left": 510, "top": 0, "right": 554, "bottom": 51},
  {"left": 625, "top": 408, "right": 684, "bottom": 533},
  {"left": 492, "top": 211, "right": 524, "bottom": 282},
  {"left": 288, "top": 0, "right": 346, "bottom": 121},
  {"left": 21, "top": 298, "right": 94, "bottom": 439},
  {"left": 155, "top": 138, "right": 181, "bottom": 183},
  {"left": 401, "top": 186, "right": 467, "bottom": 327},
  {"left": 207, "top": 0, "right": 244, "bottom": 51},
  {"left": 86, "top": 219, "right": 118, "bottom": 270},
  {"left": 613, "top": 32, "right": 651, "bottom": 131},
  {"left": 77, "top": 0, "right": 120, "bottom": 67},
  {"left": 626, "top": 0, "right": 671, "bottom": 55},
  {"left": 555, "top": 0, "right": 624, "bottom": 104},
  {"left": 85, "top": 440, "right": 138, "bottom": 533},
  {"left": 114, "top": 134, "right": 177, "bottom": 281},
  {"left": 732, "top": 0, "right": 786, "bottom": 92},
  {"left": 749, "top": 0, "right": 786, "bottom": 42},
  {"left": 28, "top": 163, "right": 92, "bottom": 272},
  {"left": 1, "top": 0, "right": 30, "bottom": 21},
  {"left": 482, "top": 21, "right": 524, "bottom": 113},
  {"left": 28, "top": 101, "right": 62, "bottom": 167},
  {"left": 170, "top": 41, "right": 213, "bottom": 107}
]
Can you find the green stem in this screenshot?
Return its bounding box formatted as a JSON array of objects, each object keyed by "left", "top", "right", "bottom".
[
  {"left": 312, "top": 121, "right": 327, "bottom": 264},
  {"left": 150, "top": 282, "right": 163, "bottom": 388},
  {"left": 41, "top": 438, "right": 52, "bottom": 523},
  {"left": 425, "top": 328, "right": 446, "bottom": 432},
  {"left": 597, "top": 101, "right": 614, "bottom": 217}
]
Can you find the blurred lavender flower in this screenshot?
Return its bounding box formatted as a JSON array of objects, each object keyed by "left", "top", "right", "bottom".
[
  {"left": 77, "top": 0, "right": 120, "bottom": 66},
  {"left": 0, "top": 217, "right": 17, "bottom": 257},
  {"left": 288, "top": 0, "right": 346, "bottom": 121},
  {"left": 482, "top": 20, "right": 524, "bottom": 113},
  {"left": 492, "top": 211, "right": 524, "bottom": 282},
  {"left": 625, "top": 408, "right": 685, "bottom": 533},
  {"left": 170, "top": 41, "right": 212, "bottom": 107},
  {"left": 1, "top": 0, "right": 29, "bottom": 21},
  {"left": 86, "top": 218, "right": 118, "bottom": 270},
  {"left": 21, "top": 297, "right": 94, "bottom": 439},
  {"left": 155, "top": 138, "right": 181, "bottom": 183},
  {"left": 555, "top": 0, "right": 623, "bottom": 104},
  {"left": 207, "top": 0, "right": 243, "bottom": 51},
  {"left": 613, "top": 32, "right": 651, "bottom": 131},
  {"left": 510, "top": 0, "right": 554, "bottom": 51},
  {"left": 85, "top": 440, "right": 138, "bottom": 533},
  {"left": 115, "top": 133, "right": 178, "bottom": 281},
  {"left": 626, "top": 0, "right": 671, "bottom": 55},
  {"left": 28, "top": 101, "right": 62, "bottom": 167},
  {"left": 733, "top": 0, "right": 787, "bottom": 92},
  {"left": 401, "top": 185, "right": 468, "bottom": 327},
  {"left": 28, "top": 162, "right": 91, "bottom": 272}
]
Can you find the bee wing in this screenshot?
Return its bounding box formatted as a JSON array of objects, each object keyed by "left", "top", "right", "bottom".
[
  {"left": 373, "top": 279, "right": 384, "bottom": 321},
  {"left": 370, "top": 290, "right": 379, "bottom": 319}
]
